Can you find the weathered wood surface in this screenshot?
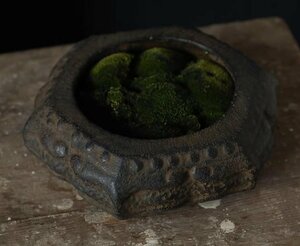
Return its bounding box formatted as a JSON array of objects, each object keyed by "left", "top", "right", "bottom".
[{"left": 0, "top": 17, "right": 299, "bottom": 245}]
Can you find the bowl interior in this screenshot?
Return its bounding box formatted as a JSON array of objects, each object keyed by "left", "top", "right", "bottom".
[{"left": 74, "top": 38, "right": 235, "bottom": 140}]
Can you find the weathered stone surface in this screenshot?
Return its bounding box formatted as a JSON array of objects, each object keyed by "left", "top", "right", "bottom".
[{"left": 23, "top": 27, "right": 276, "bottom": 218}]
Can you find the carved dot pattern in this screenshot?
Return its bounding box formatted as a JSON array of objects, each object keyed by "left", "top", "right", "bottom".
[
  {"left": 85, "top": 142, "right": 94, "bottom": 152},
  {"left": 223, "top": 142, "right": 235, "bottom": 155},
  {"left": 206, "top": 146, "right": 218, "bottom": 159},
  {"left": 54, "top": 142, "right": 67, "bottom": 157},
  {"left": 152, "top": 158, "right": 164, "bottom": 170},
  {"left": 101, "top": 151, "right": 110, "bottom": 163},
  {"left": 194, "top": 166, "right": 211, "bottom": 182},
  {"left": 70, "top": 155, "right": 82, "bottom": 174},
  {"left": 170, "top": 155, "right": 180, "bottom": 167},
  {"left": 190, "top": 151, "right": 200, "bottom": 162},
  {"left": 129, "top": 159, "right": 144, "bottom": 173}
]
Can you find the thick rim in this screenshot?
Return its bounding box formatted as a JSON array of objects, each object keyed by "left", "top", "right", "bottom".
[{"left": 49, "top": 27, "right": 255, "bottom": 157}]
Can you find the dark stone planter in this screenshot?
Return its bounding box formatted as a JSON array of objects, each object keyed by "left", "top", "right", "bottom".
[{"left": 23, "top": 27, "right": 277, "bottom": 218}]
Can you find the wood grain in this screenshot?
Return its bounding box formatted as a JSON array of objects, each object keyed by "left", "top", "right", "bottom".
[{"left": 1, "top": 17, "right": 300, "bottom": 245}]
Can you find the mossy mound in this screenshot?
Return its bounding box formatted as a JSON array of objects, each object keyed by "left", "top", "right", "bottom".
[
  {"left": 88, "top": 47, "right": 233, "bottom": 139},
  {"left": 177, "top": 59, "right": 233, "bottom": 125},
  {"left": 135, "top": 47, "right": 191, "bottom": 77},
  {"left": 90, "top": 53, "right": 133, "bottom": 104}
]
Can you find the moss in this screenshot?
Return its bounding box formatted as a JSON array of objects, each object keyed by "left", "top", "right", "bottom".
[
  {"left": 90, "top": 52, "right": 133, "bottom": 93},
  {"left": 106, "top": 86, "right": 123, "bottom": 113},
  {"left": 88, "top": 48, "right": 233, "bottom": 138},
  {"left": 135, "top": 47, "right": 190, "bottom": 77},
  {"left": 106, "top": 86, "right": 132, "bottom": 119},
  {"left": 131, "top": 77, "right": 200, "bottom": 138},
  {"left": 177, "top": 59, "right": 233, "bottom": 125},
  {"left": 130, "top": 73, "right": 173, "bottom": 91}
]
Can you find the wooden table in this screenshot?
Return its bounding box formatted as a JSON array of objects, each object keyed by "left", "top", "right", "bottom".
[{"left": 0, "top": 17, "right": 299, "bottom": 245}]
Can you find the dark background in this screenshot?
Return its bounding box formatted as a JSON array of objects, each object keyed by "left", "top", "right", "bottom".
[{"left": 1, "top": 0, "right": 299, "bottom": 53}]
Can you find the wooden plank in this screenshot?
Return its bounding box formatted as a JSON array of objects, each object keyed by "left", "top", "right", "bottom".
[
  {"left": 1, "top": 17, "right": 300, "bottom": 245},
  {"left": 0, "top": 177, "right": 300, "bottom": 245}
]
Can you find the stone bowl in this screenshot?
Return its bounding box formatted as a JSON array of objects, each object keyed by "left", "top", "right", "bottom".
[{"left": 23, "top": 27, "right": 277, "bottom": 218}]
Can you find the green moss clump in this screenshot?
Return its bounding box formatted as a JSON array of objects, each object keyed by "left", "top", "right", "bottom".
[
  {"left": 130, "top": 73, "right": 172, "bottom": 91},
  {"left": 90, "top": 52, "right": 133, "bottom": 93},
  {"left": 87, "top": 48, "right": 234, "bottom": 139},
  {"left": 105, "top": 86, "right": 131, "bottom": 118},
  {"left": 177, "top": 59, "right": 233, "bottom": 125},
  {"left": 135, "top": 47, "right": 190, "bottom": 77},
  {"left": 132, "top": 76, "right": 200, "bottom": 138}
]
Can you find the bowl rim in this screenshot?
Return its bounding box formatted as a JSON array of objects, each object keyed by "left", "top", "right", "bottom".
[{"left": 48, "top": 27, "right": 256, "bottom": 157}]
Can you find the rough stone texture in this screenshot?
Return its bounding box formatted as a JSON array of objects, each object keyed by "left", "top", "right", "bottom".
[
  {"left": 23, "top": 27, "right": 276, "bottom": 218},
  {"left": 0, "top": 17, "right": 300, "bottom": 245}
]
